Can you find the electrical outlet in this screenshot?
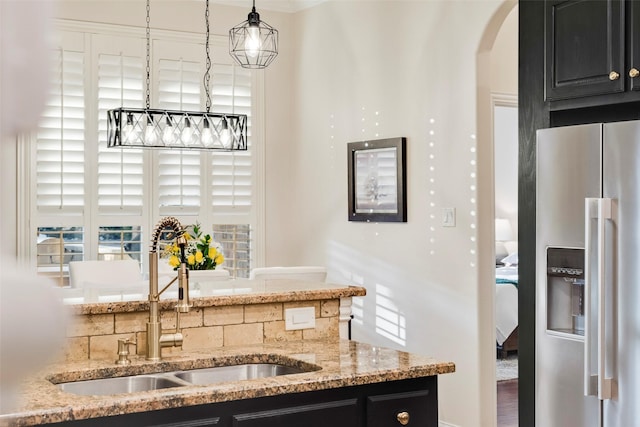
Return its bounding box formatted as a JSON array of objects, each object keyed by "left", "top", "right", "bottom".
[{"left": 285, "top": 307, "right": 316, "bottom": 331}]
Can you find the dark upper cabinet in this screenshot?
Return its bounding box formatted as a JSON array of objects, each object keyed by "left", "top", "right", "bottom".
[
  {"left": 545, "top": 0, "right": 625, "bottom": 103},
  {"left": 544, "top": 0, "right": 640, "bottom": 110},
  {"left": 628, "top": 0, "right": 640, "bottom": 92}
]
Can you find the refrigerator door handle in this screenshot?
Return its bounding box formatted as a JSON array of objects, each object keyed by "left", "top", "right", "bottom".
[
  {"left": 584, "top": 198, "right": 598, "bottom": 397},
  {"left": 597, "top": 198, "right": 613, "bottom": 400}
]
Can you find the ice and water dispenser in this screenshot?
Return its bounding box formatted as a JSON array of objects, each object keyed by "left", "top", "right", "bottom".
[{"left": 546, "top": 247, "right": 585, "bottom": 336}]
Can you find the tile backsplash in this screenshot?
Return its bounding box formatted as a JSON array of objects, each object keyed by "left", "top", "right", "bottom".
[{"left": 61, "top": 299, "right": 343, "bottom": 362}]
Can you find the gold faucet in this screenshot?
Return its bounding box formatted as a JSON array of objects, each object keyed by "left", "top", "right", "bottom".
[{"left": 146, "top": 216, "right": 191, "bottom": 361}]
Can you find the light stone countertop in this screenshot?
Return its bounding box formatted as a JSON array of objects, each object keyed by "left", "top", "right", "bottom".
[
  {"left": 0, "top": 339, "right": 455, "bottom": 426},
  {"left": 57, "top": 279, "right": 367, "bottom": 315}
]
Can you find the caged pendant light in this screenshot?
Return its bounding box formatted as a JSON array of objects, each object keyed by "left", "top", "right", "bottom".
[
  {"left": 229, "top": 0, "right": 278, "bottom": 69},
  {"left": 107, "top": 0, "right": 247, "bottom": 151}
]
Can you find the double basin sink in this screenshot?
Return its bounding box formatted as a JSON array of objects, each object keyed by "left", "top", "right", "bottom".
[{"left": 55, "top": 363, "right": 313, "bottom": 396}]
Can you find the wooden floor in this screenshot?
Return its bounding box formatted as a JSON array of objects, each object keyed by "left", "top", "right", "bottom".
[{"left": 497, "top": 379, "right": 518, "bottom": 427}]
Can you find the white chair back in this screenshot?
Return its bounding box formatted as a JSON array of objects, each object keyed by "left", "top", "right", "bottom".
[
  {"left": 249, "top": 266, "right": 327, "bottom": 282},
  {"left": 68, "top": 259, "right": 142, "bottom": 289}
]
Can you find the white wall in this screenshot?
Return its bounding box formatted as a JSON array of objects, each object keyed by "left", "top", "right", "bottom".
[
  {"left": 491, "top": 6, "right": 518, "bottom": 239},
  {"left": 273, "top": 2, "right": 509, "bottom": 426},
  {"left": 494, "top": 105, "right": 518, "bottom": 237},
  {"left": 490, "top": 5, "right": 518, "bottom": 96}
]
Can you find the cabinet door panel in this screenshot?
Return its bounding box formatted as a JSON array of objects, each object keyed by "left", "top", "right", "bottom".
[
  {"left": 545, "top": 0, "right": 624, "bottom": 101},
  {"left": 367, "top": 390, "right": 436, "bottom": 427},
  {"left": 232, "top": 399, "right": 359, "bottom": 427},
  {"left": 151, "top": 418, "right": 221, "bottom": 427},
  {"left": 628, "top": 0, "right": 640, "bottom": 91}
]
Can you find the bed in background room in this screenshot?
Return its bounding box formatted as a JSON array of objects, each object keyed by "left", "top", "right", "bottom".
[{"left": 495, "top": 248, "right": 518, "bottom": 359}]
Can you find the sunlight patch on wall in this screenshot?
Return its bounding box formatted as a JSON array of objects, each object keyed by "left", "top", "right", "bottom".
[
  {"left": 375, "top": 283, "right": 406, "bottom": 346},
  {"left": 326, "top": 240, "right": 405, "bottom": 345}
]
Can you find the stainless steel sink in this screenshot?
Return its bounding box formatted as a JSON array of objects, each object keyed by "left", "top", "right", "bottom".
[
  {"left": 57, "top": 374, "right": 189, "bottom": 396},
  {"left": 172, "top": 363, "right": 305, "bottom": 385},
  {"left": 55, "top": 363, "right": 313, "bottom": 396}
]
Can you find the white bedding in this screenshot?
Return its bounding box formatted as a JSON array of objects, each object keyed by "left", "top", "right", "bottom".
[{"left": 495, "top": 266, "right": 518, "bottom": 346}]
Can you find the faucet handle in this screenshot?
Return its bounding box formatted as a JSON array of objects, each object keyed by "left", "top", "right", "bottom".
[{"left": 115, "top": 337, "right": 137, "bottom": 365}]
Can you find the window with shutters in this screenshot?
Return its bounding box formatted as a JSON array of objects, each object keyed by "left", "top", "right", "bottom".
[
  {"left": 36, "top": 48, "right": 85, "bottom": 212},
  {"left": 97, "top": 51, "right": 145, "bottom": 214},
  {"left": 23, "top": 22, "right": 258, "bottom": 284},
  {"left": 32, "top": 32, "right": 86, "bottom": 284},
  {"left": 156, "top": 56, "right": 203, "bottom": 215}
]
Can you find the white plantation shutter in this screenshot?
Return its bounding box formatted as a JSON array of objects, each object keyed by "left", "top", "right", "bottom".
[
  {"left": 211, "top": 63, "right": 253, "bottom": 213},
  {"left": 97, "top": 51, "right": 145, "bottom": 213},
  {"left": 24, "top": 25, "right": 259, "bottom": 277},
  {"left": 36, "top": 48, "right": 85, "bottom": 212},
  {"left": 156, "top": 53, "right": 203, "bottom": 215}
]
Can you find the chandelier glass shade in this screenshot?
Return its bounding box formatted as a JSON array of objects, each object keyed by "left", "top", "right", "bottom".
[
  {"left": 229, "top": 3, "right": 278, "bottom": 69},
  {"left": 107, "top": 0, "right": 247, "bottom": 151}
]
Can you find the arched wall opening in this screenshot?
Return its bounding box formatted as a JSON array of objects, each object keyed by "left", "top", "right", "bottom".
[{"left": 475, "top": 0, "right": 518, "bottom": 425}]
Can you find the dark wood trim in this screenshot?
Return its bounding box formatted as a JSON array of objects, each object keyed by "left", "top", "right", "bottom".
[{"left": 519, "top": 2, "right": 549, "bottom": 427}]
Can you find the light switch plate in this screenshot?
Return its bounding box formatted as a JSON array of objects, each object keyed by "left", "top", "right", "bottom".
[
  {"left": 442, "top": 207, "right": 456, "bottom": 227},
  {"left": 285, "top": 307, "right": 316, "bottom": 331}
]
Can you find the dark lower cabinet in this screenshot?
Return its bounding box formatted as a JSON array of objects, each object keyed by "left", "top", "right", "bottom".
[
  {"left": 367, "top": 390, "right": 435, "bottom": 427},
  {"left": 49, "top": 377, "right": 437, "bottom": 427},
  {"left": 232, "top": 399, "right": 359, "bottom": 427}
]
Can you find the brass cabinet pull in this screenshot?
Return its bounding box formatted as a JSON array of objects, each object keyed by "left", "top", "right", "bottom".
[
  {"left": 630, "top": 68, "right": 640, "bottom": 78},
  {"left": 396, "top": 411, "right": 410, "bottom": 425},
  {"left": 609, "top": 71, "right": 620, "bottom": 81}
]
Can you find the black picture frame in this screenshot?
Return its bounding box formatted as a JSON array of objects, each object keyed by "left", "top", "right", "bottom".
[{"left": 347, "top": 137, "right": 407, "bottom": 222}]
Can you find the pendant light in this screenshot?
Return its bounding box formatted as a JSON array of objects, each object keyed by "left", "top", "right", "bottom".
[
  {"left": 229, "top": 0, "right": 278, "bottom": 69},
  {"left": 107, "top": 0, "right": 247, "bottom": 150}
]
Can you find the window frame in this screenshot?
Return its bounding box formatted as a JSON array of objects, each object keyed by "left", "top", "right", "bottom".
[{"left": 17, "top": 19, "right": 266, "bottom": 282}]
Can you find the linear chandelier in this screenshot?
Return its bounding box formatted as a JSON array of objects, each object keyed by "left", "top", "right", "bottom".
[
  {"left": 107, "top": 0, "right": 247, "bottom": 151},
  {"left": 229, "top": 0, "right": 278, "bottom": 69}
]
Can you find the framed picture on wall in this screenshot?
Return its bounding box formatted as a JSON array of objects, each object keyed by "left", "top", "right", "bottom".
[{"left": 347, "top": 137, "right": 407, "bottom": 222}]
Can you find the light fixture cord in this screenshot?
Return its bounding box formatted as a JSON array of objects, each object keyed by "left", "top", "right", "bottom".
[
  {"left": 204, "top": 0, "right": 212, "bottom": 113},
  {"left": 145, "top": 0, "right": 151, "bottom": 109}
]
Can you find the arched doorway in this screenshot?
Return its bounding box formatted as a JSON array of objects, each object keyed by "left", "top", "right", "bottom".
[{"left": 476, "top": 1, "right": 518, "bottom": 425}]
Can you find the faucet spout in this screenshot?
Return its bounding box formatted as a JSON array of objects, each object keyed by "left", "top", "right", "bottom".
[{"left": 146, "top": 216, "right": 191, "bottom": 361}]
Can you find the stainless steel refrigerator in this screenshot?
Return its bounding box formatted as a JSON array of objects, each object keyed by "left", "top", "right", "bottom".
[{"left": 536, "top": 120, "right": 640, "bottom": 427}]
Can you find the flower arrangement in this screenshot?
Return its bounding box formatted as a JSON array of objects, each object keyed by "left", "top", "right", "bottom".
[{"left": 166, "top": 223, "right": 224, "bottom": 271}]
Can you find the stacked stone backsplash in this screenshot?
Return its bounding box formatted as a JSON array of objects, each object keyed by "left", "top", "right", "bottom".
[{"left": 62, "top": 299, "right": 341, "bottom": 362}]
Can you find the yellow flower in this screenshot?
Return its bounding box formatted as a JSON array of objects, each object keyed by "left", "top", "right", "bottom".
[
  {"left": 208, "top": 247, "right": 217, "bottom": 259},
  {"left": 166, "top": 224, "right": 224, "bottom": 271}
]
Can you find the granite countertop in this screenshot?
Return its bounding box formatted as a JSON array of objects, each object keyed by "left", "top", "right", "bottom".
[
  {"left": 1, "top": 339, "right": 455, "bottom": 426},
  {"left": 59, "top": 279, "right": 367, "bottom": 315}
]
